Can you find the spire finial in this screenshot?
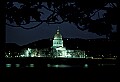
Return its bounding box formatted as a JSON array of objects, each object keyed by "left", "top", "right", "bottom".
[
  {"left": 58, "top": 26, "right": 60, "bottom": 30},
  {"left": 57, "top": 26, "right": 60, "bottom": 34}
]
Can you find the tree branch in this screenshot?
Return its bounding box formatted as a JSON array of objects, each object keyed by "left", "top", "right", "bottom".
[
  {"left": 6, "top": 21, "right": 43, "bottom": 29},
  {"left": 109, "top": 3, "right": 117, "bottom": 8},
  {"left": 89, "top": 9, "right": 100, "bottom": 18},
  {"left": 47, "top": 20, "right": 65, "bottom": 24},
  {"left": 98, "top": 11, "right": 100, "bottom": 19},
  {"left": 41, "top": 5, "right": 56, "bottom": 13},
  {"left": 75, "top": 23, "right": 87, "bottom": 31}
]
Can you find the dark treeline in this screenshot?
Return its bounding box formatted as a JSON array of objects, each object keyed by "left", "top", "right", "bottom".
[{"left": 5, "top": 38, "right": 118, "bottom": 57}]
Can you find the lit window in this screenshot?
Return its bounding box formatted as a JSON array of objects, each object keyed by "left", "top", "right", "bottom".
[{"left": 6, "top": 64, "right": 11, "bottom": 67}]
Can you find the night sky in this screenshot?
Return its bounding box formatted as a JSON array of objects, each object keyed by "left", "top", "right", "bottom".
[
  {"left": 6, "top": 2, "right": 107, "bottom": 46},
  {"left": 6, "top": 22, "right": 106, "bottom": 46}
]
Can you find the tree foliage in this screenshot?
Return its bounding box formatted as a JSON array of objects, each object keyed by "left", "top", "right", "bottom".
[{"left": 5, "top": 0, "right": 120, "bottom": 38}]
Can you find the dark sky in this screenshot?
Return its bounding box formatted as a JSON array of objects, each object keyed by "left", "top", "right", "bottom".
[
  {"left": 6, "top": 22, "right": 106, "bottom": 46},
  {"left": 6, "top": 2, "right": 107, "bottom": 46}
]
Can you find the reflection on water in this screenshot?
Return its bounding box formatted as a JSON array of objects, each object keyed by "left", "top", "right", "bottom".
[
  {"left": 30, "top": 64, "right": 34, "bottom": 67},
  {"left": 26, "top": 64, "right": 34, "bottom": 67},
  {"left": 47, "top": 64, "right": 89, "bottom": 68},
  {"left": 84, "top": 64, "right": 88, "bottom": 68},
  {"left": 6, "top": 64, "right": 11, "bottom": 67},
  {"left": 16, "top": 64, "right": 20, "bottom": 67},
  {"left": 47, "top": 64, "right": 72, "bottom": 68},
  {"left": 5, "top": 63, "right": 116, "bottom": 68},
  {"left": 98, "top": 64, "right": 116, "bottom": 66}
]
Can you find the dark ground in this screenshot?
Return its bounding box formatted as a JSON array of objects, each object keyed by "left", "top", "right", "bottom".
[
  {"left": 3, "top": 65, "right": 119, "bottom": 81},
  {"left": 2, "top": 57, "right": 119, "bottom": 81}
]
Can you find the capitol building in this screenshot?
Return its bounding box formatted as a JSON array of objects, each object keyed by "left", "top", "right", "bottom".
[
  {"left": 5, "top": 27, "right": 87, "bottom": 58},
  {"left": 51, "top": 27, "right": 86, "bottom": 58}
]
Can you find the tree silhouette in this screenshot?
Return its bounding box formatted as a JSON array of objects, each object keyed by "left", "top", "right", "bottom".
[{"left": 5, "top": 0, "right": 120, "bottom": 39}]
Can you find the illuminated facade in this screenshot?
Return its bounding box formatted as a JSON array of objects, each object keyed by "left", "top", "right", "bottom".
[
  {"left": 51, "top": 28, "right": 67, "bottom": 57},
  {"left": 51, "top": 27, "right": 86, "bottom": 58},
  {"left": 53, "top": 28, "right": 63, "bottom": 48}
]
